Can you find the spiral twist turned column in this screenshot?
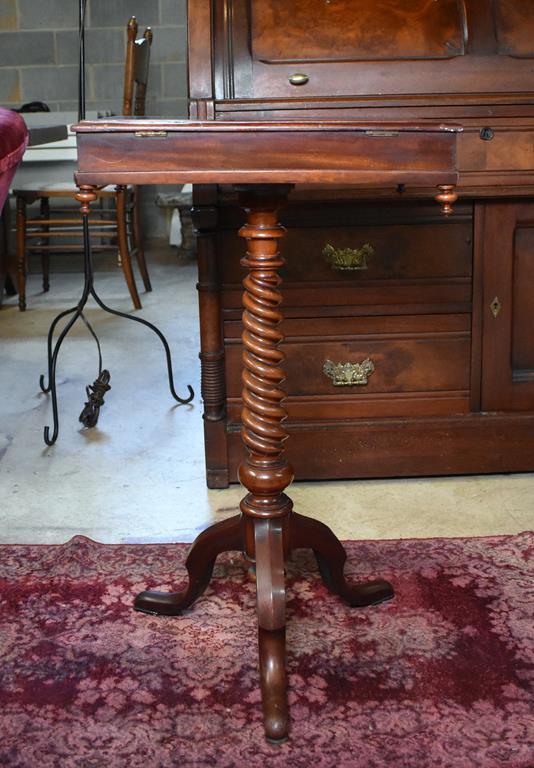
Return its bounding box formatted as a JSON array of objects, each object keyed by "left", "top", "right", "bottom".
[
  {"left": 237, "top": 188, "right": 294, "bottom": 533},
  {"left": 236, "top": 186, "right": 294, "bottom": 742}
]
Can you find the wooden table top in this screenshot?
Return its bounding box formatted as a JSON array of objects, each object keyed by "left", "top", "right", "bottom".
[{"left": 74, "top": 118, "right": 461, "bottom": 188}]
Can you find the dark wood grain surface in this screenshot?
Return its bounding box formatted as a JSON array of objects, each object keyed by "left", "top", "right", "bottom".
[
  {"left": 75, "top": 119, "right": 459, "bottom": 187},
  {"left": 251, "top": 0, "right": 466, "bottom": 62}
]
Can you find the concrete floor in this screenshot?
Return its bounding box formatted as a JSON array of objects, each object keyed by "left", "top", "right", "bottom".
[{"left": 1, "top": 246, "right": 533, "bottom": 544}]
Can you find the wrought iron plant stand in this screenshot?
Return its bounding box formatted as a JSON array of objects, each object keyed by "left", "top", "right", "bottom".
[{"left": 39, "top": 0, "right": 193, "bottom": 446}]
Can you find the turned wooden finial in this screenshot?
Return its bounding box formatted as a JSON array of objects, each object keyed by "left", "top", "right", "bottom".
[
  {"left": 127, "top": 16, "right": 138, "bottom": 41},
  {"left": 435, "top": 185, "right": 458, "bottom": 215},
  {"left": 75, "top": 185, "right": 98, "bottom": 215}
]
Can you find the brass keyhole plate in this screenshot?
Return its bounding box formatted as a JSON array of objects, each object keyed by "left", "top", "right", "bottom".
[{"left": 490, "top": 297, "right": 502, "bottom": 318}]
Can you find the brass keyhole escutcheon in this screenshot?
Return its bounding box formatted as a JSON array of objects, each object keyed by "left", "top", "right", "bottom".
[{"left": 490, "top": 296, "right": 502, "bottom": 318}]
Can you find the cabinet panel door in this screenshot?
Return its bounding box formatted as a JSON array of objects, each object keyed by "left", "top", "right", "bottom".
[
  {"left": 251, "top": 0, "right": 465, "bottom": 63},
  {"left": 495, "top": 0, "right": 534, "bottom": 57},
  {"left": 210, "top": 0, "right": 534, "bottom": 101},
  {"left": 481, "top": 202, "right": 534, "bottom": 410}
]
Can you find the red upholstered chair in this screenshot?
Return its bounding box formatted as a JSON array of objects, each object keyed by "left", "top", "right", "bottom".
[
  {"left": 0, "top": 108, "right": 28, "bottom": 213},
  {"left": 0, "top": 108, "right": 28, "bottom": 303}
]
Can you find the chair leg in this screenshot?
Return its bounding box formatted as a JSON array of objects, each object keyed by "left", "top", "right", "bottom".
[
  {"left": 15, "top": 195, "right": 27, "bottom": 311},
  {"left": 40, "top": 197, "right": 50, "bottom": 292},
  {"left": 115, "top": 186, "right": 141, "bottom": 309},
  {"left": 131, "top": 187, "right": 151, "bottom": 292}
]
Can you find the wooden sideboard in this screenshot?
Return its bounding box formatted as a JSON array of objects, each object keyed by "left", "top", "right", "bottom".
[{"left": 187, "top": 0, "right": 534, "bottom": 487}]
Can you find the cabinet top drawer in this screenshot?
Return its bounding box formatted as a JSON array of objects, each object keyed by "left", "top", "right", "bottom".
[
  {"left": 219, "top": 217, "right": 472, "bottom": 285},
  {"left": 458, "top": 127, "right": 534, "bottom": 173}
]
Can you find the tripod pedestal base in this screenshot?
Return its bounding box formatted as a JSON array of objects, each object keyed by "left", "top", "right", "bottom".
[
  {"left": 134, "top": 186, "right": 393, "bottom": 742},
  {"left": 134, "top": 511, "right": 393, "bottom": 741}
]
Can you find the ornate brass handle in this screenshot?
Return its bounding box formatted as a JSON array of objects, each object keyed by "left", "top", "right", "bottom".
[
  {"left": 322, "top": 243, "right": 374, "bottom": 271},
  {"left": 323, "top": 358, "right": 375, "bottom": 387},
  {"left": 288, "top": 73, "right": 309, "bottom": 86}
]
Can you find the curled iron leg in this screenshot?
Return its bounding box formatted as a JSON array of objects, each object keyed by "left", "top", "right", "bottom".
[
  {"left": 40, "top": 306, "right": 78, "bottom": 393},
  {"left": 43, "top": 308, "right": 88, "bottom": 445},
  {"left": 40, "top": 217, "right": 93, "bottom": 402},
  {"left": 90, "top": 286, "right": 194, "bottom": 404}
]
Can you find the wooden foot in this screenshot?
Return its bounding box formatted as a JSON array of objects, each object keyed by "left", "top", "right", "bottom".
[
  {"left": 259, "top": 628, "right": 288, "bottom": 744},
  {"left": 255, "top": 519, "right": 288, "bottom": 742},
  {"left": 134, "top": 514, "right": 243, "bottom": 615},
  {"left": 290, "top": 512, "right": 394, "bottom": 607}
]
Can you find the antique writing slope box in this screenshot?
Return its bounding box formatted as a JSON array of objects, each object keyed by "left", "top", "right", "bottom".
[{"left": 188, "top": 0, "right": 534, "bottom": 487}]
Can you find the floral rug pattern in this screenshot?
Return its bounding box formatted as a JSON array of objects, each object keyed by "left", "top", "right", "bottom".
[{"left": 0, "top": 532, "right": 532, "bottom": 767}]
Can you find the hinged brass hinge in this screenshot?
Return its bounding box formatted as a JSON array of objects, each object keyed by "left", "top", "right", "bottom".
[
  {"left": 134, "top": 130, "right": 168, "bottom": 138},
  {"left": 365, "top": 130, "right": 399, "bottom": 138}
]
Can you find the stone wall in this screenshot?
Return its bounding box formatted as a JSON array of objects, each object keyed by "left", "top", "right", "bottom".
[
  {"left": 0, "top": 0, "right": 188, "bottom": 117},
  {"left": 0, "top": 0, "right": 189, "bottom": 239}
]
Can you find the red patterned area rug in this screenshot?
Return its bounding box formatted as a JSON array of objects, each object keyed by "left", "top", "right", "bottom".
[{"left": 0, "top": 533, "right": 533, "bottom": 768}]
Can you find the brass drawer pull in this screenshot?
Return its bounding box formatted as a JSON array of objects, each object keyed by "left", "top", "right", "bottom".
[
  {"left": 323, "top": 243, "right": 374, "bottom": 271},
  {"left": 288, "top": 73, "right": 309, "bottom": 86},
  {"left": 323, "top": 358, "right": 375, "bottom": 387}
]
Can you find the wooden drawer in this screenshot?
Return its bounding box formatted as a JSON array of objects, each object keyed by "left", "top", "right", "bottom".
[
  {"left": 218, "top": 203, "right": 473, "bottom": 312},
  {"left": 224, "top": 313, "right": 471, "bottom": 420},
  {"left": 226, "top": 335, "right": 470, "bottom": 398},
  {"left": 222, "top": 281, "right": 472, "bottom": 317},
  {"left": 458, "top": 127, "right": 534, "bottom": 173},
  {"left": 219, "top": 217, "right": 472, "bottom": 285}
]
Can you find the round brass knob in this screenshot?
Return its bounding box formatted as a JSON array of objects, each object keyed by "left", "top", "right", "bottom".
[{"left": 288, "top": 73, "right": 309, "bottom": 86}]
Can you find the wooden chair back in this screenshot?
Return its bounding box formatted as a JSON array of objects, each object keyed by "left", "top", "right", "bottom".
[{"left": 123, "top": 17, "right": 153, "bottom": 117}]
